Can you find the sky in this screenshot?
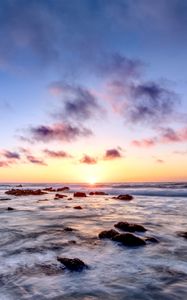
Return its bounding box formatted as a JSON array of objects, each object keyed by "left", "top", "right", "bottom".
[{"left": 0, "top": 0, "right": 187, "bottom": 183}]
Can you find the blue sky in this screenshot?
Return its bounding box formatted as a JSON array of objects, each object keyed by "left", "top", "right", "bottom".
[{"left": 0, "top": 0, "right": 187, "bottom": 182}]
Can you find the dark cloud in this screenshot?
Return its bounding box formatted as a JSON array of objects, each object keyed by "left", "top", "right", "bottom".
[
  {"left": 44, "top": 149, "right": 71, "bottom": 158},
  {"left": 28, "top": 122, "right": 92, "bottom": 143},
  {"left": 49, "top": 83, "right": 102, "bottom": 121},
  {"left": 26, "top": 155, "right": 47, "bottom": 166},
  {"left": 104, "top": 148, "right": 122, "bottom": 160},
  {"left": 3, "top": 150, "right": 20, "bottom": 160},
  {"left": 80, "top": 154, "right": 97, "bottom": 164}
]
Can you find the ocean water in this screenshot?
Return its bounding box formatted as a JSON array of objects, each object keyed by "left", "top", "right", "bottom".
[{"left": 0, "top": 182, "right": 187, "bottom": 300}]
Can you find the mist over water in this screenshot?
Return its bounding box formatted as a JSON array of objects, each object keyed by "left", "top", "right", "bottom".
[{"left": 0, "top": 182, "right": 187, "bottom": 299}]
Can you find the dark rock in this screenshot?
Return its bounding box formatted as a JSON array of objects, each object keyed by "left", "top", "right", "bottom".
[
  {"left": 16, "top": 184, "right": 22, "bottom": 188},
  {"left": 7, "top": 207, "right": 14, "bottom": 211},
  {"left": 145, "top": 237, "right": 159, "bottom": 243},
  {"left": 98, "top": 229, "right": 119, "bottom": 239},
  {"left": 89, "top": 191, "right": 108, "bottom": 195},
  {"left": 177, "top": 231, "right": 187, "bottom": 239},
  {"left": 112, "top": 233, "right": 146, "bottom": 246},
  {"left": 74, "top": 192, "right": 87, "bottom": 197},
  {"left": 56, "top": 187, "right": 70, "bottom": 192},
  {"left": 116, "top": 194, "right": 134, "bottom": 201},
  {"left": 68, "top": 198, "right": 73, "bottom": 200},
  {"left": 57, "top": 257, "right": 87, "bottom": 271},
  {"left": 5, "top": 189, "right": 47, "bottom": 196},
  {"left": 64, "top": 227, "right": 74, "bottom": 232},
  {"left": 43, "top": 187, "right": 56, "bottom": 192},
  {"left": 54, "top": 193, "right": 66, "bottom": 199},
  {"left": 114, "top": 221, "right": 147, "bottom": 232},
  {"left": 74, "top": 206, "right": 83, "bottom": 209}
]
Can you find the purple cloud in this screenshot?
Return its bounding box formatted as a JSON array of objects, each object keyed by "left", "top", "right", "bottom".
[
  {"left": 3, "top": 150, "right": 20, "bottom": 160},
  {"left": 80, "top": 154, "right": 97, "bottom": 164},
  {"left": 44, "top": 149, "right": 71, "bottom": 158},
  {"left": 28, "top": 122, "right": 92, "bottom": 143},
  {"left": 27, "top": 155, "right": 47, "bottom": 166},
  {"left": 104, "top": 148, "right": 122, "bottom": 160}
]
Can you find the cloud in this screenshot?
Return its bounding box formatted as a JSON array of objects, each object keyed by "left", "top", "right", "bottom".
[
  {"left": 49, "top": 83, "right": 102, "bottom": 121},
  {"left": 0, "top": 161, "right": 9, "bottom": 167},
  {"left": 132, "top": 126, "right": 187, "bottom": 147},
  {"left": 80, "top": 154, "right": 97, "bottom": 164},
  {"left": 44, "top": 149, "right": 71, "bottom": 158},
  {"left": 104, "top": 148, "right": 122, "bottom": 160},
  {"left": 2, "top": 150, "right": 20, "bottom": 160},
  {"left": 156, "top": 159, "right": 164, "bottom": 164},
  {"left": 26, "top": 155, "right": 47, "bottom": 166},
  {"left": 28, "top": 122, "right": 92, "bottom": 143}
]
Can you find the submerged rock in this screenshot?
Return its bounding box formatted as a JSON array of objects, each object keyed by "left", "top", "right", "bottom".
[
  {"left": 177, "top": 231, "right": 187, "bottom": 239},
  {"left": 145, "top": 237, "right": 159, "bottom": 243},
  {"left": 112, "top": 233, "right": 146, "bottom": 246},
  {"left": 116, "top": 194, "right": 134, "bottom": 201},
  {"left": 74, "top": 192, "right": 87, "bottom": 197},
  {"left": 114, "top": 221, "right": 147, "bottom": 232},
  {"left": 5, "top": 189, "right": 47, "bottom": 196},
  {"left": 74, "top": 206, "right": 83, "bottom": 210},
  {"left": 89, "top": 191, "right": 108, "bottom": 195},
  {"left": 43, "top": 187, "right": 56, "bottom": 192},
  {"left": 68, "top": 197, "right": 73, "bottom": 200},
  {"left": 7, "top": 207, "right": 14, "bottom": 211},
  {"left": 57, "top": 257, "right": 87, "bottom": 271},
  {"left": 57, "top": 187, "right": 70, "bottom": 192},
  {"left": 64, "top": 227, "right": 74, "bottom": 232},
  {"left": 98, "top": 229, "right": 119, "bottom": 239}
]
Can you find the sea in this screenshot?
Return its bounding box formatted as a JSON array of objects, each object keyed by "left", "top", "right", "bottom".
[{"left": 0, "top": 182, "right": 186, "bottom": 300}]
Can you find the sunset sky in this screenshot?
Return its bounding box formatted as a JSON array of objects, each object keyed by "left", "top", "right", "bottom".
[{"left": 0, "top": 0, "right": 187, "bottom": 183}]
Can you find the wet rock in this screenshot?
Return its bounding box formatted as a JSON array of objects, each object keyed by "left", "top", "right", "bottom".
[
  {"left": 114, "top": 221, "right": 147, "bottom": 232},
  {"left": 112, "top": 233, "right": 146, "bottom": 246},
  {"left": 57, "top": 257, "right": 87, "bottom": 271},
  {"left": 16, "top": 184, "right": 22, "bottom": 188},
  {"left": 145, "top": 237, "right": 159, "bottom": 243},
  {"left": 68, "top": 197, "right": 73, "bottom": 200},
  {"left": 116, "top": 194, "right": 134, "bottom": 200},
  {"left": 98, "top": 229, "right": 119, "bottom": 239},
  {"left": 57, "top": 187, "right": 70, "bottom": 192},
  {"left": 54, "top": 193, "right": 66, "bottom": 199},
  {"left": 74, "top": 206, "right": 83, "bottom": 209},
  {"left": 74, "top": 192, "right": 87, "bottom": 197},
  {"left": 7, "top": 207, "right": 14, "bottom": 211},
  {"left": 5, "top": 189, "right": 47, "bottom": 196},
  {"left": 0, "top": 198, "right": 11, "bottom": 201},
  {"left": 177, "top": 231, "right": 187, "bottom": 239},
  {"left": 89, "top": 191, "right": 108, "bottom": 195},
  {"left": 43, "top": 187, "right": 56, "bottom": 192},
  {"left": 64, "top": 227, "right": 74, "bottom": 232}
]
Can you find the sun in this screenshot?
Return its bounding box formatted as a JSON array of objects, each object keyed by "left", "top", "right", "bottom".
[{"left": 87, "top": 177, "right": 97, "bottom": 185}]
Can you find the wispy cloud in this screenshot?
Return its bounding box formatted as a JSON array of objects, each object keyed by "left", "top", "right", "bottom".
[
  {"left": 44, "top": 149, "right": 71, "bottom": 158},
  {"left": 80, "top": 154, "right": 97, "bottom": 164}
]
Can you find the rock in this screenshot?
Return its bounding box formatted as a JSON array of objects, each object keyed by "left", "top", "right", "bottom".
[
  {"left": 7, "top": 207, "right": 14, "bottom": 211},
  {"left": 68, "top": 198, "right": 73, "bottom": 200},
  {"left": 57, "top": 257, "right": 87, "bottom": 271},
  {"left": 5, "top": 189, "right": 47, "bottom": 196},
  {"left": 74, "top": 206, "right": 83, "bottom": 209},
  {"left": 89, "top": 191, "right": 108, "bottom": 195},
  {"left": 98, "top": 229, "right": 119, "bottom": 239},
  {"left": 16, "top": 184, "right": 22, "bottom": 188},
  {"left": 145, "top": 237, "right": 159, "bottom": 243},
  {"left": 43, "top": 187, "right": 56, "bottom": 192},
  {"left": 177, "top": 231, "right": 187, "bottom": 239},
  {"left": 54, "top": 193, "right": 66, "bottom": 199},
  {"left": 56, "top": 187, "right": 70, "bottom": 192},
  {"left": 64, "top": 227, "right": 74, "bottom": 232},
  {"left": 114, "top": 221, "right": 147, "bottom": 232},
  {"left": 112, "top": 233, "right": 146, "bottom": 246},
  {"left": 74, "top": 192, "right": 87, "bottom": 197},
  {"left": 116, "top": 194, "right": 134, "bottom": 201}
]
